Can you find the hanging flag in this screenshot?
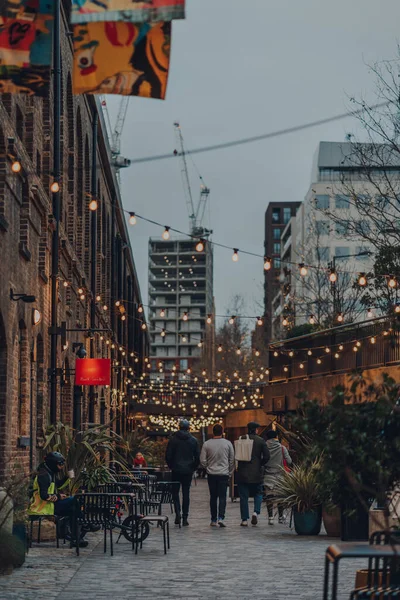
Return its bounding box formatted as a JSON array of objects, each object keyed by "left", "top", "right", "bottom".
[
  {"left": 70, "top": 0, "right": 185, "bottom": 24},
  {"left": 0, "top": 0, "right": 55, "bottom": 96},
  {"left": 73, "top": 21, "right": 171, "bottom": 98}
]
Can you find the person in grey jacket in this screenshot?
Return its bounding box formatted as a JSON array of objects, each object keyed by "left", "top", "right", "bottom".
[
  {"left": 264, "top": 429, "right": 292, "bottom": 524},
  {"left": 200, "top": 424, "right": 235, "bottom": 527}
]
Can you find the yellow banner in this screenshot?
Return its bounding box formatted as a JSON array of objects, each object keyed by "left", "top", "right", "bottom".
[{"left": 73, "top": 21, "right": 171, "bottom": 98}]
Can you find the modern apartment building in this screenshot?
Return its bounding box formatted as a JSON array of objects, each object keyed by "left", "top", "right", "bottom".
[
  {"left": 264, "top": 202, "right": 301, "bottom": 343},
  {"left": 148, "top": 237, "right": 214, "bottom": 373}
]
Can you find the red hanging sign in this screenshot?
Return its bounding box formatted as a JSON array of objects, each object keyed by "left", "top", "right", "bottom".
[{"left": 75, "top": 358, "right": 111, "bottom": 386}]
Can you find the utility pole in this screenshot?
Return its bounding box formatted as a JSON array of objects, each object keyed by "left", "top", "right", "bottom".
[
  {"left": 49, "top": 0, "right": 61, "bottom": 424},
  {"left": 88, "top": 113, "right": 98, "bottom": 423}
]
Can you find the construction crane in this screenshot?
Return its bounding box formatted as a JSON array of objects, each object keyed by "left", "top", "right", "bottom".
[
  {"left": 174, "top": 122, "right": 211, "bottom": 238},
  {"left": 100, "top": 97, "right": 132, "bottom": 178}
]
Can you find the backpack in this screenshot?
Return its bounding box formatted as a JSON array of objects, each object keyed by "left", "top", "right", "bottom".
[{"left": 234, "top": 435, "right": 254, "bottom": 462}]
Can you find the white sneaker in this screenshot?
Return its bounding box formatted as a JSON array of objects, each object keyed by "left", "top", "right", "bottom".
[
  {"left": 268, "top": 516, "right": 274, "bottom": 525},
  {"left": 240, "top": 520, "right": 248, "bottom": 527}
]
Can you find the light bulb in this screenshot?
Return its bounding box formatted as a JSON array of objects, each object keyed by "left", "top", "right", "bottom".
[
  {"left": 51, "top": 181, "right": 60, "bottom": 193},
  {"left": 353, "top": 346, "right": 358, "bottom": 352},
  {"left": 96, "top": 295, "right": 101, "bottom": 302},
  {"left": 309, "top": 315, "right": 315, "bottom": 325},
  {"left": 162, "top": 227, "right": 170, "bottom": 240},
  {"left": 198, "top": 341, "right": 203, "bottom": 348},
  {"left": 129, "top": 212, "right": 137, "bottom": 225},
  {"left": 358, "top": 273, "right": 367, "bottom": 287},
  {"left": 182, "top": 336, "right": 187, "bottom": 342},
  {"left": 229, "top": 316, "right": 236, "bottom": 325},
  {"left": 273, "top": 351, "right": 279, "bottom": 357},
  {"left": 161, "top": 329, "right": 166, "bottom": 337},
  {"left": 236, "top": 348, "right": 241, "bottom": 355},
  {"left": 160, "top": 309, "right": 166, "bottom": 317},
  {"left": 337, "top": 313, "right": 344, "bottom": 323},
  {"left": 89, "top": 199, "right": 98, "bottom": 211},
  {"left": 63, "top": 281, "right": 69, "bottom": 287},
  {"left": 339, "top": 344, "right": 344, "bottom": 351},
  {"left": 138, "top": 304, "right": 144, "bottom": 313},
  {"left": 371, "top": 337, "right": 376, "bottom": 344},
  {"left": 182, "top": 312, "right": 188, "bottom": 321},
  {"left": 115, "top": 300, "right": 121, "bottom": 307},
  {"left": 325, "top": 347, "right": 330, "bottom": 353},
  {"left": 388, "top": 276, "right": 397, "bottom": 289},
  {"left": 11, "top": 160, "right": 21, "bottom": 173},
  {"left": 232, "top": 249, "right": 239, "bottom": 262},
  {"left": 103, "top": 305, "right": 108, "bottom": 311},
  {"left": 264, "top": 257, "right": 272, "bottom": 271},
  {"left": 80, "top": 294, "right": 85, "bottom": 300},
  {"left": 206, "top": 315, "right": 212, "bottom": 324},
  {"left": 141, "top": 323, "right": 147, "bottom": 330},
  {"left": 317, "top": 358, "right": 322, "bottom": 364},
  {"left": 308, "top": 350, "right": 312, "bottom": 356},
  {"left": 334, "top": 353, "right": 340, "bottom": 358},
  {"left": 282, "top": 317, "right": 289, "bottom": 327},
  {"left": 257, "top": 317, "right": 263, "bottom": 326},
  {"left": 196, "top": 239, "right": 205, "bottom": 252},
  {"left": 78, "top": 288, "right": 83, "bottom": 294},
  {"left": 217, "top": 345, "right": 223, "bottom": 352},
  {"left": 367, "top": 308, "right": 373, "bottom": 318},
  {"left": 299, "top": 363, "right": 304, "bottom": 369},
  {"left": 121, "top": 314, "right": 126, "bottom": 321},
  {"left": 329, "top": 269, "right": 337, "bottom": 283},
  {"left": 395, "top": 305, "right": 400, "bottom": 314},
  {"left": 299, "top": 263, "right": 308, "bottom": 277}
]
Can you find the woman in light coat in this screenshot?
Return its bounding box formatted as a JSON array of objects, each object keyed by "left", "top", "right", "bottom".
[{"left": 264, "top": 430, "right": 292, "bottom": 524}]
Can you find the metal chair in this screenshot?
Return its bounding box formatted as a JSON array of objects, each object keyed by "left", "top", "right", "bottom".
[
  {"left": 73, "top": 493, "right": 116, "bottom": 556},
  {"left": 135, "top": 511, "right": 170, "bottom": 555},
  {"left": 28, "top": 514, "right": 63, "bottom": 548}
]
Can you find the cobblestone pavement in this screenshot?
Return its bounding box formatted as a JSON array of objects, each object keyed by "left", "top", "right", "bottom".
[{"left": 0, "top": 480, "right": 368, "bottom": 600}]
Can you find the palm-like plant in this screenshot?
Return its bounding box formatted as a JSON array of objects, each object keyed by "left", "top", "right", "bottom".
[
  {"left": 273, "top": 458, "right": 322, "bottom": 513},
  {"left": 43, "top": 422, "right": 129, "bottom": 493}
]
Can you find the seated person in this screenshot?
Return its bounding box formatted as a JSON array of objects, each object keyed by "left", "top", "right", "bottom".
[
  {"left": 133, "top": 452, "right": 147, "bottom": 469},
  {"left": 29, "top": 451, "right": 88, "bottom": 548}
]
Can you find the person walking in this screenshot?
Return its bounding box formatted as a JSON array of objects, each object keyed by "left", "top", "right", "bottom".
[
  {"left": 264, "top": 429, "right": 292, "bottom": 524},
  {"left": 165, "top": 419, "right": 200, "bottom": 527},
  {"left": 200, "top": 423, "right": 235, "bottom": 528},
  {"left": 236, "top": 422, "right": 270, "bottom": 527}
]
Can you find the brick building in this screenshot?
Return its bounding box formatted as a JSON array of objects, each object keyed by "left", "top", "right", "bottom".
[{"left": 0, "top": 2, "right": 148, "bottom": 476}]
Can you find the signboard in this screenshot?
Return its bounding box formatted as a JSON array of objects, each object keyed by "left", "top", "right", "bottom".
[
  {"left": 272, "top": 396, "right": 287, "bottom": 413},
  {"left": 75, "top": 358, "right": 111, "bottom": 386}
]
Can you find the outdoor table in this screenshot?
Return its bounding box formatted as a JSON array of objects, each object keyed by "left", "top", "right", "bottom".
[{"left": 323, "top": 543, "right": 400, "bottom": 600}]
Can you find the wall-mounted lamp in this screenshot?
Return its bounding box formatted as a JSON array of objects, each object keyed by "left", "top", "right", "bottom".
[
  {"left": 10, "top": 288, "right": 36, "bottom": 303},
  {"left": 32, "top": 308, "right": 42, "bottom": 326}
]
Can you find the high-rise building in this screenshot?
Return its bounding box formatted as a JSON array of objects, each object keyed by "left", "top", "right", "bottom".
[
  {"left": 264, "top": 202, "right": 301, "bottom": 343},
  {"left": 148, "top": 237, "right": 214, "bottom": 374}
]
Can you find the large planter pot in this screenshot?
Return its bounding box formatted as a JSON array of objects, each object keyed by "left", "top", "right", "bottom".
[
  {"left": 293, "top": 506, "right": 322, "bottom": 535},
  {"left": 322, "top": 506, "right": 341, "bottom": 537}
]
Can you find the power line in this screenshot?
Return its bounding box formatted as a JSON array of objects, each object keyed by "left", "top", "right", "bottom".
[{"left": 129, "top": 101, "right": 391, "bottom": 164}]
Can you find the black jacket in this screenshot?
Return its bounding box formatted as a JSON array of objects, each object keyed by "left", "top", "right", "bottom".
[
  {"left": 36, "top": 463, "right": 68, "bottom": 501},
  {"left": 236, "top": 434, "right": 270, "bottom": 484},
  {"left": 165, "top": 431, "right": 200, "bottom": 475}
]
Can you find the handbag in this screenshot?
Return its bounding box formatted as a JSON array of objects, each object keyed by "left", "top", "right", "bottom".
[
  {"left": 282, "top": 446, "right": 291, "bottom": 473},
  {"left": 234, "top": 435, "right": 254, "bottom": 462}
]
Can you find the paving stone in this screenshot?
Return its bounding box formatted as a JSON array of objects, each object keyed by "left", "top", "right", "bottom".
[{"left": 0, "top": 480, "right": 368, "bottom": 599}]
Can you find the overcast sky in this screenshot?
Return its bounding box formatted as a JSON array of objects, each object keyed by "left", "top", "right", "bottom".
[{"left": 107, "top": 0, "right": 400, "bottom": 322}]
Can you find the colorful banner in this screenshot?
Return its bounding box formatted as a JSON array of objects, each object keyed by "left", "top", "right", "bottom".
[
  {"left": 0, "top": 0, "right": 55, "bottom": 96},
  {"left": 73, "top": 21, "right": 171, "bottom": 98},
  {"left": 70, "top": 0, "right": 185, "bottom": 24},
  {"left": 75, "top": 358, "right": 111, "bottom": 386}
]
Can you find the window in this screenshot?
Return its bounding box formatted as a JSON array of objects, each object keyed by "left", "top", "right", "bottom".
[
  {"left": 273, "top": 228, "right": 281, "bottom": 240},
  {"left": 283, "top": 207, "right": 291, "bottom": 224},
  {"left": 272, "top": 208, "right": 280, "bottom": 223},
  {"left": 316, "top": 220, "right": 330, "bottom": 236},
  {"left": 358, "top": 220, "right": 371, "bottom": 234},
  {"left": 335, "top": 246, "right": 350, "bottom": 258},
  {"left": 180, "top": 359, "right": 188, "bottom": 371},
  {"left": 274, "top": 258, "right": 281, "bottom": 269},
  {"left": 316, "top": 247, "right": 330, "bottom": 262},
  {"left": 335, "top": 223, "right": 348, "bottom": 236},
  {"left": 315, "top": 195, "right": 330, "bottom": 210},
  {"left": 335, "top": 195, "right": 350, "bottom": 209},
  {"left": 273, "top": 243, "right": 280, "bottom": 254}
]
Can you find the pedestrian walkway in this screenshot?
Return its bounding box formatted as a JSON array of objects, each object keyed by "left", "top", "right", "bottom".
[{"left": 0, "top": 480, "right": 366, "bottom": 600}]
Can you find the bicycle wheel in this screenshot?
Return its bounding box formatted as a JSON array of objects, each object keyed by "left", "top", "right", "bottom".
[{"left": 121, "top": 516, "right": 150, "bottom": 544}]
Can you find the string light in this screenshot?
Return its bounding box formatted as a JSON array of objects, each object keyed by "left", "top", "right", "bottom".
[
  {"left": 299, "top": 363, "right": 304, "bottom": 369},
  {"left": 264, "top": 257, "right": 272, "bottom": 271},
  {"left": 162, "top": 227, "right": 170, "bottom": 240},
  {"left": 50, "top": 181, "right": 60, "bottom": 193},
  {"left": 160, "top": 309, "right": 166, "bottom": 318},
  {"left": 89, "top": 199, "right": 98, "bottom": 211},
  {"left": 257, "top": 317, "right": 264, "bottom": 326},
  {"left": 182, "top": 312, "right": 189, "bottom": 321},
  {"left": 217, "top": 344, "right": 223, "bottom": 352},
  {"left": 255, "top": 349, "right": 260, "bottom": 357},
  {"left": 339, "top": 345, "right": 344, "bottom": 351},
  {"left": 121, "top": 315, "right": 126, "bottom": 321},
  {"left": 232, "top": 248, "right": 239, "bottom": 262},
  {"left": 325, "top": 347, "right": 330, "bottom": 353},
  {"left": 206, "top": 314, "right": 212, "bottom": 324},
  {"left": 388, "top": 275, "right": 397, "bottom": 289},
  {"left": 195, "top": 239, "right": 205, "bottom": 252},
  {"left": 236, "top": 347, "right": 242, "bottom": 355},
  {"left": 103, "top": 305, "right": 108, "bottom": 311},
  {"left": 282, "top": 317, "right": 289, "bottom": 327},
  {"left": 229, "top": 316, "right": 236, "bottom": 325},
  {"left": 141, "top": 323, "right": 147, "bottom": 330},
  {"left": 161, "top": 329, "right": 166, "bottom": 337},
  {"left": 11, "top": 160, "right": 21, "bottom": 173},
  {"left": 334, "top": 352, "right": 340, "bottom": 358},
  {"left": 138, "top": 304, "right": 144, "bottom": 313},
  {"left": 129, "top": 212, "right": 137, "bottom": 225},
  {"left": 96, "top": 295, "right": 101, "bottom": 302},
  {"left": 289, "top": 351, "right": 294, "bottom": 357},
  {"left": 307, "top": 350, "right": 312, "bottom": 356},
  {"left": 63, "top": 281, "right": 69, "bottom": 288},
  {"left": 309, "top": 315, "right": 315, "bottom": 325},
  {"left": 329, "top": 268, "right": 337, "bottom": 283},
  {"left": 299, "top": 263, "right": 308, "bottom": 277},
  {"left": 337, "top": 313, "right": 344, "bottom": 323},
  {"left": 115, "top": 301, "right": 121, "bottom": 307},
  {"left": 273, "top": 351, "right": 279, "bottom": 357},
  {"left": 371, "top": 337, "right": 376, "bottom": 344},
  {"left": 367, "top": 308, "right": 373, "bottom": 318},
  {"left": 317, "top": 358, "right": 322, "bottom": 364},
  {"left": 395, "top": 305, "right": 400, "bottom": 314},
  {"left": 358, "top": 273, "right": 367, "bottom": 287}
]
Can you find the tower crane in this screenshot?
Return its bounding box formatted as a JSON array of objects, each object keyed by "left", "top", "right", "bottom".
[
  {"left": 100, "top": 97, "right": 132, "bottom": 179},
  {"left": 173, "top": 122, "right": 211, "bottom": 238}
]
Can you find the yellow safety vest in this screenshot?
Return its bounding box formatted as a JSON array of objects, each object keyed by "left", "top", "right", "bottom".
[{"left": 28, "top": 477, "right": 56, "bottom": 516}]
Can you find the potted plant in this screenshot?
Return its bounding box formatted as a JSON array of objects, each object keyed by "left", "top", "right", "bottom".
[
  {"left": 273, "top": 459, "right": 323, "bottom": 535},
  {"left": 0, "top": 466, "right": 29, "bottom": 574}
]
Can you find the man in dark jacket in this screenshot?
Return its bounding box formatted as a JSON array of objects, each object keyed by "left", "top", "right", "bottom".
[
  {"left": 236, "top": 422, "right": 270, "bottom": 527},
  {"left": 165, "top": 420, "right": 200, "bottom": 526}
]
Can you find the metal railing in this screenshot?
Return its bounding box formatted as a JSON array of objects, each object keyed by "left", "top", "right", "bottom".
[{"left": 268, "top": 316, "right": 400, "bottom": 383}]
